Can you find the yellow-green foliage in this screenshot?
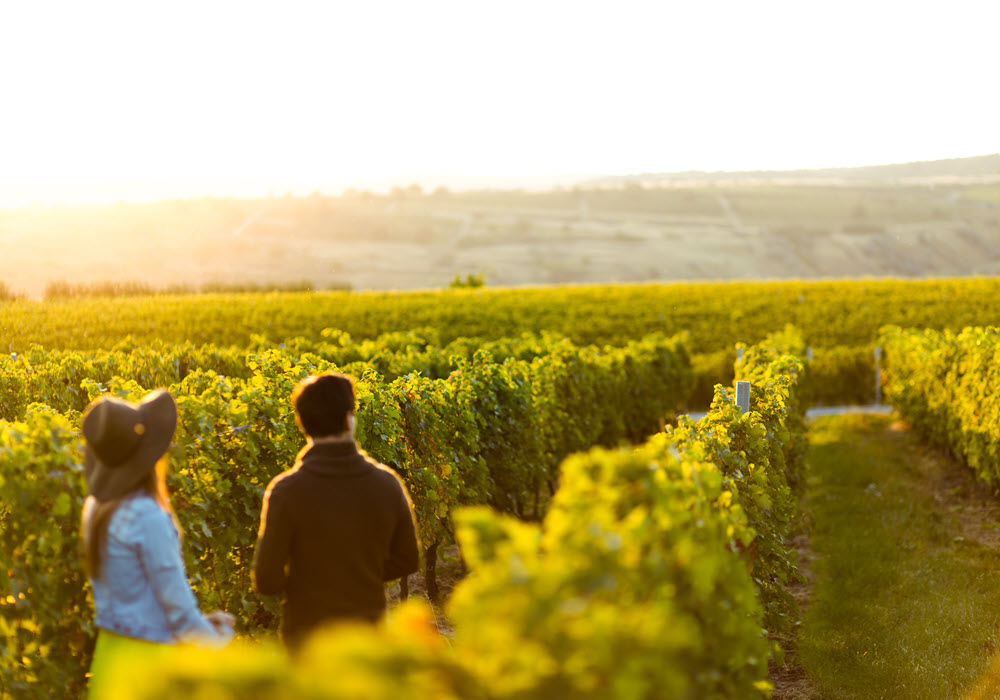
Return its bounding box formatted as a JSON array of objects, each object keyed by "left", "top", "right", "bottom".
[
  {"left": 880, "top": 325, "right": 1000, "bottom": 485},
  {"left": 807, "top": 344, "right": 876, "bottom": 406},
  {"left": 444, "top": 331, "right": 806, "bottom": 698},
  {"left": 661, "top": 328, "right": 808, "bottom": 636},
  {"left": 5, "top": 277, "right": 985, "bottom": 408},
  {"left": 449, "top": 449, "right": 767, "bottom": 699},
  {"left": 693, "top": 341, "right": 873, "bottom": 409},
  {"left": 690, "top": 348, "right": 737, "bottom": 408},
  {"left": 736, "top": 327, "right": 809, "bottom": 490},
  {"left": 0, "top": 407, "right": 90, "bottom": 699},
  {"left": 95, "top": 332, "right": 803, "bottom": 700},
  {"left": 4, "top": 278, "right": 1000, "bottom": 353},
  {"left": 0, "top": 331, "right": 693, "bottom": 698},
  {"left": 0, "top": 278, "right": 976, "bottom": 408},
  {"left": 97, "top": 603, "right": 481, "bottom": 700}
]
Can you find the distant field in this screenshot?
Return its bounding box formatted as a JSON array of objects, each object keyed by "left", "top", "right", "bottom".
[
  {"left": 2, "top": 168, "right": 1000, "bottom": 298},
  {"left": 963, "top": 184, "right": 1000, "bottom": 204},
  {"left": 5, "top": 277, "right": 1000, "bottom": 354}
]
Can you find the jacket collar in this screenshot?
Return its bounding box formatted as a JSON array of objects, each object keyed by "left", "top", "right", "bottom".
[{"left": 296, "top": 440, "right": 371, "bottom": 477}]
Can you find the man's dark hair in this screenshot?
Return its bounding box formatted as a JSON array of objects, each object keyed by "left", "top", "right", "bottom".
[{"left": 292, "top": 373, "right": 356, "bottom": 438}]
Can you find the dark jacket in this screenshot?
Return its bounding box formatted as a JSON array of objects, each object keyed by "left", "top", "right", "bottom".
[{"left": 252, "top": 440, "right": 419, "bottom": 649}]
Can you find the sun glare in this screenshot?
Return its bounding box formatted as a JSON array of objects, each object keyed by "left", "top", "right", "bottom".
[{"left": 0, "top": 0, "right": 997, "bottom": 206}]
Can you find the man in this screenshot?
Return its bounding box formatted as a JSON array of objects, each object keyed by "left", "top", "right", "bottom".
[{"left": 252, "top": 372, "right": 420, "bottom": 651}]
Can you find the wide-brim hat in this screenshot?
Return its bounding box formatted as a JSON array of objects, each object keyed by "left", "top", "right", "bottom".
[{"left": 82, "top": 389, "right": 177, "bottom": 502}]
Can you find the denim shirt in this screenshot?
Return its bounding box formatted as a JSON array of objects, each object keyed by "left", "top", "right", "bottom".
[{"left": 86, "top": 493, "right": 226, "bottom": 646}]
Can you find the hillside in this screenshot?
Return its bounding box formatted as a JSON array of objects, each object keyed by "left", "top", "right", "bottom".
[
  {"left": 2, "top": 156, "right": 1000, "bottom": 298},
  {"left": 591, "top": 153, "right": 1000, "bottom": 185}
]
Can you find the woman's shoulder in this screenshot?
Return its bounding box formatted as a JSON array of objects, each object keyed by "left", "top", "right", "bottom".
[
  {"left": 119, "top": 491, "right": 161, "bottom": 512},
  {"left": 111, "top": 493, "right": 171, "bottom": 535}
]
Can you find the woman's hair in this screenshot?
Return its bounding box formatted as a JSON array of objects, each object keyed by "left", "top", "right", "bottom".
[{"left": 81, "top": 456, "right": 178, "bottom": 580}]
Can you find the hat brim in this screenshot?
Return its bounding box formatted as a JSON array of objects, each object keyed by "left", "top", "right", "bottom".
[{"left": 84, "top": 390, "right": 178, "bottom": 503}]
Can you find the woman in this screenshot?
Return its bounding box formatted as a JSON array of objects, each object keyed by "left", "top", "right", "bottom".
[{"left": 80, "top": 389, "right": 233, "bottom": 697}]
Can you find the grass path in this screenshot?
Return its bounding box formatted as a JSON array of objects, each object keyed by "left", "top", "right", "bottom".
[{"left": 796, "top": 413, "right": 1000, "bottom": 699}]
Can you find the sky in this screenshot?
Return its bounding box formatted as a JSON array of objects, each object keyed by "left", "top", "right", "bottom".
[{"left": 1, "top": 0, "right": 998, "bottom": 205}]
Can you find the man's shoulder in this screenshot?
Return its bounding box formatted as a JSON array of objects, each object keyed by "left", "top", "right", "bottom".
[
  {"left": 265, "top": 443, "right": 311, "bottom": 492},
  {"left": 265, "top": 466, "right": 303, "bottom": 499},
  {"left": 358, "top": 451, "right": 406, "bottom": 487}
]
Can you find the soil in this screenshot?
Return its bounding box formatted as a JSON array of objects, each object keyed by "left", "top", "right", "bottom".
[
  {"left": 891, "top": 419, "right": 1000, "bottom": 552},
  {"left": 768, "top": 522, "right": 822, "bottom": 700},
  {"left": 385, "top": 544, "right": 464, "bottom": 637}
]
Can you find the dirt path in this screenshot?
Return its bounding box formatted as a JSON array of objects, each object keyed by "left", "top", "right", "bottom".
[
  {"left": 386, "top": 544, "right": 464, "bottom": 636},
  {"left": 769, "top": 525, "right": 821, "bottom": 699},
  {"left": 772, "top": 413, "right": 1000, "bottom": 699}
]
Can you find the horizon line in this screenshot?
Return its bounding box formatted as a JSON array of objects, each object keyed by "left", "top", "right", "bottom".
[{"left": 2, "top": 152, "right": 998, "bottom": 209}]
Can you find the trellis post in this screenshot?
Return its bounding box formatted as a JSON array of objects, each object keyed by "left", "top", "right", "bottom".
[
  {"left": 736, "top": 380, "right": 751, "bottom": 414},
  {"left": 874, "top": 346, "right": 883, "bottom": 406}
]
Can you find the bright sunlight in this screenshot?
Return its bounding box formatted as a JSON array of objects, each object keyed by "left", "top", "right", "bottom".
[{"left": 1, "top": 0, "right": 998, "bottom": 206}]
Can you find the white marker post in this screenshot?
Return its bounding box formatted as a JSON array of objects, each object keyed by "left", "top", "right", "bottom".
[
  {"left": 874, "top": 346, "right": 883, "bottom": 406},
  {"left": 736, "top": 346, "right": 744, "bottom": 367},
  {"left": 806, "top": 347, "right": 813, "bottom": 362},
  {"left": 736, "top": 381, "right": 751, "bottom": 415}
]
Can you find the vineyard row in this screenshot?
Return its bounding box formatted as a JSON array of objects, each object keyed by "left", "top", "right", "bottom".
[
  {"left": 27, "top": 329, "right": 808, "bottom": 699},
  {"left": 3, "top": 277, "right": 1000, "bottom": 353},
  {"left": 1, "top": 331, "right": 694, "bottom": 697},
  {"left": 881, "top": 325, "right": 1000, "bottom": 486}
]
